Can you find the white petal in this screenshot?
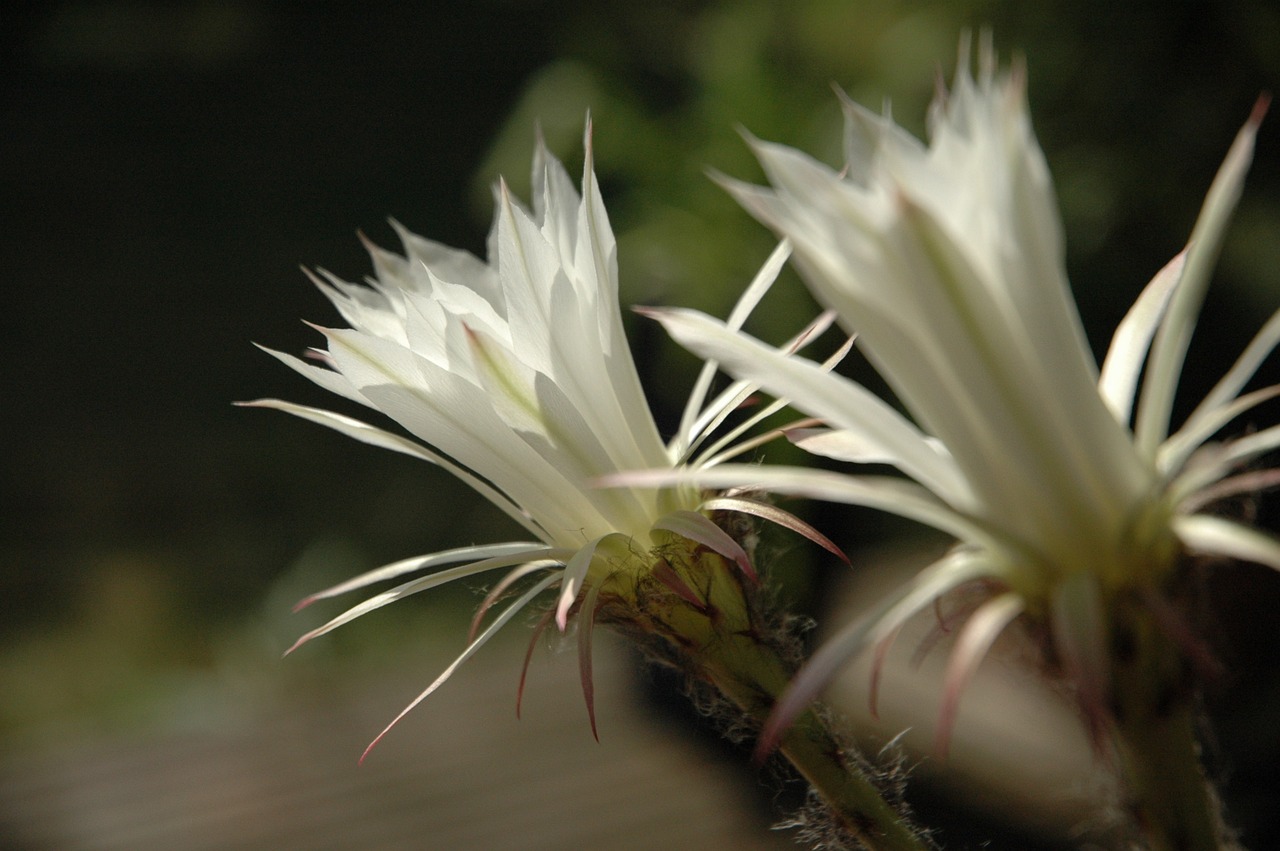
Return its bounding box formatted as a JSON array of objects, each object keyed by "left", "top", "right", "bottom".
[
  {"left": 388, "top": 219, "right": 501, "bottom": 306},
  {"left": 254, "top": 344, "right": 368, "bottom": 406},
  {"left": 675, "top": 239, "right": 793, "bottom": 456},
  {"left": 555, "top": 536, "right": 605, "bottom": 631},
  {"left": 358, "top": 377, "right": 608, "bottom": 542},
  {"left": 1135, "top": 100, "right": 1266, "bottom": 454},
  {"left": 494, "top": 180, "right": 564, "bottom": 374},
  {"left": 1174, "top": 513, "right": 1280, "bottom": 571},
  {"left": 532, "top": 130, "right": 581, "bottom": 259},
  {"left": 649, "top": 307, "right": 971, "bottom": 506},
  {"left": 680, "top": 310, "right": 840, "bottom": 466},
  {"left": 788, "top": 427, "right": 947, "bottom": 466},
  {"left": 288, "top": 549, "right": 564, "bottom": 653},
  {"left": 1180, "top": 308, "right": 1280, "bottom": 438},
  {"left": 1169, "top": 423, "right": 1280, "bottom": 506},
  {"left": 1160, "top": 384, "right": 1280, "bottom": 475},
  {"left": 605, "top": 463, "right": 992, "bottom": 549},
  {"left": 359, "top": 572, "right": 561, "bottom": 763},
  {"left": 238, "top": 398, "right": 547, "bottom": 539},
  {"left": 1219, "top": 423, "right": 1280, "bottom": 469},
  {"left": 296, "top": 542, "right": 553, "bottom": 607},
  {"left": 1098, "top": 250, "right": 1186, "bottom": 424}
]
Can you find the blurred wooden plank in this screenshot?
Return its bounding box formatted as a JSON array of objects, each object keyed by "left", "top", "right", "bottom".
[{"left": 0, "top": 634, "right": 793, "bottom": 850}]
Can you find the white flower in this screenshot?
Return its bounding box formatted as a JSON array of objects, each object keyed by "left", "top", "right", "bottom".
[
  {"left": 243, "top": 125, "right": 837, "bottom": 759},
  {"left": 641, "top": 45, "right": 1280, "bottom": 750}
]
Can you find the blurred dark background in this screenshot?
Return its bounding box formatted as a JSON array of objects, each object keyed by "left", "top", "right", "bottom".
[{"left": 2, "top": 2, "right": 1279, "bottom": 848}]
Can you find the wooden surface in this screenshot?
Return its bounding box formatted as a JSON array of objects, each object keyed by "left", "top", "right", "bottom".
[{"left": 0, "top": 633, "right": 796, "bottom": 850}]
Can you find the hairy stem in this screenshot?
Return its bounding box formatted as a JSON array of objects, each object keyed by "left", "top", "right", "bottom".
[
  {"left": 1109, "top": 598, "right": 1232, "bottom": 850},
  {"left": 626, "top": 541, "right": 932, "bottom": 851}
]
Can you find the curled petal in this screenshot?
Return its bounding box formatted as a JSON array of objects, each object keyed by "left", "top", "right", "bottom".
[
  {"left": 700, "top": 495, "right": 849, "bottom": 564},
  {"left": 578, "top": 581, "right": 605, "bottom": 741},
  {"left": 1098, "top": 250, "right": 1186, "bottom": 424},
  {"left": 556, "top": 537, "right": 607, "bottom": 631},
  {"left": 651, "top": 559, "right": 708, "bottom": 611},
  {"left": 935, "top": 592, "right": 1025, "bottom": 756},
  {"left": 516, "top": 608, "right": 557, "bottom": 720},
  {"left": 654, "top": 509, "right": 757, "bottom": 582}
]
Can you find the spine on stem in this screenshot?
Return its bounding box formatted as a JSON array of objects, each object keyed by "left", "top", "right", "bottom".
[{"left": 600, "top": 536, "right": 933, "bottom": 851}]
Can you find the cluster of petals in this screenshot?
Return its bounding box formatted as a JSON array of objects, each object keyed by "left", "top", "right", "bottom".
[
  {"left": 245, "top": 125, "right": 839, "bottom": 758},
  {"left": 638, "top": 43, "right": 1280, "bottom": 750}
]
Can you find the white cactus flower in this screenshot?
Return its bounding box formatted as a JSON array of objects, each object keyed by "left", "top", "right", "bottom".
[
  {"left": 244, "top": 125, "right": 837, "bottom": 760},
  {"left": 640, "top": 44, "right": 1280, "bottom": 760}
]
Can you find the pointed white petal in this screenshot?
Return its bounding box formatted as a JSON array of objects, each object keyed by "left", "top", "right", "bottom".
[
  {"left": 605, "top": 463, "right": 992, "bottom": 549},
  {"left": 253, "top": 344, "right": 369, "bottom": 406},
  {"left": 494, "top": 179, "right": 563, "bottom": 375},
  {"left": 359, "top": 572, "right": 561, "bottom": 763},
  {"left": 555, "top": 536, "right": 605, "bottom": 631},
  {"left": 1098, "top": 251, "right": 1186, "bottom": 424},
  {"left": 1136, "top": 99, "right": 1267, "bottom": 454},
  {"left": 649, "top": 307, "right": 971, "bottom": 506},
  {"left": 1179, "top": 467, "right": 1280, "bottom": 515},
  {"left": 1173, "top": 513, "right": 1280, "bottom": 571},
  {"left": 240, "top": 397, "right": 548, "bottom": 540},
  {"left": 1169, "top": 423, "right": 1280, "bottom": 506},
  {"left": 687, "top": 313, "right": 844, "bottom": 468},
  {"left": 239, "top": 398, "right": 432, "bottom": 462},
  {"left": 1181, "top": 308, "right": 1280, "bottom": 437},
  {"left": 675, "top": 239, "right": 793, "bottom": 455},
  {"left": 531, "top": 128, "right": 581, "bottom": 258},
  {"left": 788, "top": 427, "right": 948, "bottom": 466},
  {"left": 287, "top": 549, "right": 564, "bottom": 654},
  {"left": 387, "top": 219, "right": 500, "bottom": 305},
  {"left": 1160, "top": 384, "right": 1280, "bottom": 475},
  {"left": 297, "top": 542, "right": 555, "bottom": 608}
]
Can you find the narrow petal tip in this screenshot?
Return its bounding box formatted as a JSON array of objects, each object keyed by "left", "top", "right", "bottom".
[
  {"left": 1249, "top": 92, "right": 1272, "bottom": 127},
  {"left": 291, "top": 594, "right": 319, "bottom": 613}
]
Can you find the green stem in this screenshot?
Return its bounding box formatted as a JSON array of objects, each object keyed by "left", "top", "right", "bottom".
[
  {"left": 780, "top": 697, "right": 929, "bottom": 849},
  {"left": 1113, "top": 704, "right": 1223, "bottom": 850},
  {"left": 642, "top": 544, "right": 931, "bottom": 851},
  {"left": 1109, "top": 599, "right": 1230, "bottom": 850},
  {"left": 702, "top": 642, "right": 928, "bottom": 851}
]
